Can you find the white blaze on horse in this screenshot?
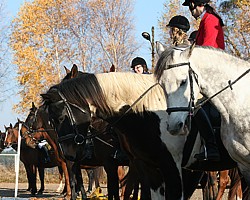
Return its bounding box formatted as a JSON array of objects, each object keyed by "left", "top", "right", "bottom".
[{"left": 155, "top": 42, "right": 250, "bottom": 187}]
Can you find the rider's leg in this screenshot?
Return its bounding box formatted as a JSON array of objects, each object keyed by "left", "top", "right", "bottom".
[
  {"left": 193, "top": 107, "right": 220, "bottom": 161},
  {"left": 41, "top": 144, "right": 51, "bottom": 163}
]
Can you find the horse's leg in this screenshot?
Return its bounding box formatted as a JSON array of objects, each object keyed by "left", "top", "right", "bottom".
[
  {"left": 206, "top": 171, "right": 218, "bottom": 200},
  {"left": 104, "top": 161, "right": 120, "bottom": 200},
  {"left": 228, "top": 168, "right": 242, "bottom": 200},
  {"left": 77, "top": 164, "right": 87, "bottom": 200},
  {"left": 37, "top": 167, "right": 45, "bottom": 194},
  {"left": 182, "top": 169, "right": 204, "bottom": 199},
  {"left": 30, "top": 165, "right": 38, "bottom": 195},
  {"left": 65, "top": 160, "right": 78, "bottom": 200},
  {"left": 118, "top": 166, "right": 126, "bottom": 199},
  {"left": 56, "top": 166, "right": 64, "bottom": 193},
  {"left": 61, "top": 161, "right": 71, "bottom": 199},
  {"left": 200, "top": 172, "right": 210, "bottom": 200},
  {"left": 216, "top": 170, "right": 229, "bottom": 200},
  {"left": 94, "top": 167, "right": 101, "bottom": 188},
  {"left": 86, "top": 169, "right": 94, "bottom": 193},
  {"left": 23, "top": 163, "right": 32, "bottom": 191}
]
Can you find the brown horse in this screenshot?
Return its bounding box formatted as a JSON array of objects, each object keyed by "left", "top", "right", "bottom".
[{"left": 4, "top": 122, "right": 64, "bottom": 196}]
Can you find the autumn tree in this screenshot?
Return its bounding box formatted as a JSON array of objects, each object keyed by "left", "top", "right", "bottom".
[
  {"left": 87, "top": 0, "right": 137, "bottom": 72},
  {"left": 159, "top": 0, "right": 249, "bottom": 59},
  {"left": 219, "top": 0, "right": 250, "bottom": 59},
  {"left": 10, "top": 0, "right": 138, "bottom": 114}
]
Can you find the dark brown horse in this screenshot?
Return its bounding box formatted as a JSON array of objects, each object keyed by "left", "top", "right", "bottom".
[
  {"left": 22, "top": 100, "right": 130, "bottom": 200},
  {"left": 4, "top": 122, "right": 64, "bottom": 196},
  {"left": 0, "top": 130, "right": 5, "bottom": 153}
]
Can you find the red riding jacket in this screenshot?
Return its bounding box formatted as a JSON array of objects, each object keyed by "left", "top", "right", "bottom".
[{"left": 196, "top": 12, "right": 225, "bottom": 50}]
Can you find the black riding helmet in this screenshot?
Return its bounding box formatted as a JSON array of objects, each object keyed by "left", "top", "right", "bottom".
[
  {"left": 166, "top": 15, "right": 190, "bottom": 32},
  {"left": 183, "top": 0, "right": 210, "bottom": 6}
]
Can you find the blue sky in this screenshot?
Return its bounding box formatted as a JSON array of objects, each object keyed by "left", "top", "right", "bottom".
[{"left": 0, "top": 0, "right": 165, "bottom": 130}]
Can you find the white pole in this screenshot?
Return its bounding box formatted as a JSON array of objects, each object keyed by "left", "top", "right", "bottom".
[{"left": 14, "top": 122, "right": 22, "bottom": 197}]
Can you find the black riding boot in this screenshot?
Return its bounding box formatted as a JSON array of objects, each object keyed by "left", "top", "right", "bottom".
[
  {"left": 193, "top": 107, "right": 220, "bottom": 162},
  {"left": 41, "top": 145, "right": 51, "bottom": 163}
]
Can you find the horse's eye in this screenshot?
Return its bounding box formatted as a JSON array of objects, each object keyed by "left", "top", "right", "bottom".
[
  {"left": 180, "top": 79, "right": 187, "bottom": 87},
  {"left": 58, "top": 116, "right": 65, "bottom": 123}
]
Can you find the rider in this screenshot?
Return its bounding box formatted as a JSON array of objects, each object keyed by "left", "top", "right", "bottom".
[
  {"left": 166, "top": 15, "right": 191, "bottom": 46},
  {"left": 38, "top": 139, "right": 51, "bottom": 163},
  {"left": 182, "top": 0, "right": 224, "bottom": 161},
  {"left": 183, "top": 0, "right": 225, "bottom": 50},
  {"left": 130, "top": 57, "right": 151, "bottom": 74}
]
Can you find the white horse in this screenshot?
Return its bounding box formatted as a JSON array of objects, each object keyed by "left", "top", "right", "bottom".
[{"left": 155, "top": 42, "right": 250, "bottom": 188}]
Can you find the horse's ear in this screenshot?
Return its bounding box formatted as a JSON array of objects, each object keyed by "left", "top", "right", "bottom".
[
  {"left": 4, "top": 125, "right": 7, "bottom": 130},
  {"left": 109, "top": 64, "right": 116, "bottom": 72},
  {"left": 64, "top": 66, "right": 70, "bottom": 74},
  {"left": 10, "top": 123, "right": 13, "bottom": 129},
  {"left": 71, "top": 64, "right": 78, "bottom": 78},
  {"left": 156, "top": 41, "right": 166, "bottom": 57},
  {"left": 32, "top": 102, "right": 35, "bottom": 108}
]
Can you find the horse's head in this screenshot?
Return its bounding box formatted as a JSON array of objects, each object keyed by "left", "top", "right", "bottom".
[
  {"left": 0, "top": 130, "right": 6, "bottom": 152},
  {"left": 41, "top": 87, "right": 92, "bottom": 161},
  {"left": 4, "top": 123, "right": 19, "bottom": 147},
  {"left": 155, "top": 42, "right": 200, "bottom": 136}
]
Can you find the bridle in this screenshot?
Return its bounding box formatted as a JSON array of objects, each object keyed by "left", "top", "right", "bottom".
[
  {"left": 165, "top": 61, "right": 250, "bottom": 116},
  {"left": 50, "top": 90, "right": 92, "bottom": 145},
  {"left": 166, "top": 62, "right": 198, "bottom": 118}
]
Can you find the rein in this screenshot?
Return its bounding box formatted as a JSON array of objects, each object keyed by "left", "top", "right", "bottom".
[
  {"left": 196, "top": 67, "right": 250, "bottom": 109},
  {"left": 110, "top": 82, "right": 160, "bottom": 126}
]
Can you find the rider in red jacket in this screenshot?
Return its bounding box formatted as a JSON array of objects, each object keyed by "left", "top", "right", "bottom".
[
  {"left": 183, "top": 0, "right": 225, "bottom": 162},
  {"left": 183, "top": 0, "right": 225, "bottom": 50}
]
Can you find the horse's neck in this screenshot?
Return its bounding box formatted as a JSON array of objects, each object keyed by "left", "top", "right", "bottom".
[{"left": 192, "top": 52, "right": 250, "bottom": 114}]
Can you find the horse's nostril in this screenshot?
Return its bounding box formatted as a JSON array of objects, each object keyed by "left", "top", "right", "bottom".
[{"left": 178, "top": 122, "right": 183, "bottom": 129}]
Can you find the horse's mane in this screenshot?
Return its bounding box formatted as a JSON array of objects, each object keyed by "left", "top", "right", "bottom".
[
  {"left": 46, "top": 72, "right": 166, "bottom": 115},
  {"left": 94, "top": 72, "right": 166, "bottom": 113},
  {"left": 154, "top": 45, "right": 249, "bottom": 82},
  {"left": 14, "top": 122, "right": 19, "bottom": 129},
  {"left": 154, "top": 46, "right": 175, "bottom": 82}
]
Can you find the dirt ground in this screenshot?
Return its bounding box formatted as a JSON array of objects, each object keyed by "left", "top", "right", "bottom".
[{"left": 0, "top": 182, "right": 230, "bottom": 200}]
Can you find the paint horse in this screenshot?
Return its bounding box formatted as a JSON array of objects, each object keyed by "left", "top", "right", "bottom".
[
  {"left": 41, "top": 71, "right": 205, "bottom": 200},
  {"left": 4, "top": 122, "right": 64, "bottom": 196},
  {"left": 155, "top": 43, "right": 250, "bottom": 199},
  {"left": 63, "top": 64, "right": 146, "bottom": 200}
]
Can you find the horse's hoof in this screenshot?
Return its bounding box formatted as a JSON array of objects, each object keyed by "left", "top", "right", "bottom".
[{"left": 37, "top": 190, "right": 43, "bottom": 195}]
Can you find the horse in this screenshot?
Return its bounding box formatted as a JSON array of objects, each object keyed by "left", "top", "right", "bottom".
[
  {"left": 0, "top": 130, "right": 5, "bottom": 153},
  {"left": 154, "top": 43, "right": 250, "bottom": 199},
  {"left": 41, "top": 71, "right": 205, "bottom": 200},
  {"left": 24, "top": 101, "right": 131, "bottom": 200},
  {"left": 4, "top": 122, "right": 64, "bottom": 196}
]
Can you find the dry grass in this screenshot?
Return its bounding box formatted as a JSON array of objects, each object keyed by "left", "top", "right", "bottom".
[{"left": 0, "top": 155, "right": 107, "bottom": 185}]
